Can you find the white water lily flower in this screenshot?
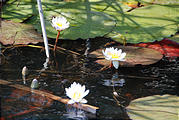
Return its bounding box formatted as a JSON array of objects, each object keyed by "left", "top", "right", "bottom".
[
  {"left": 102, "top": 47, "right": 126, "bottom": 69},
  {"left": 51, "top": 16, "right": 70, "bottom": 31},
  {"left": 65, "top": 82, "right": 89, "bottom": 104}
]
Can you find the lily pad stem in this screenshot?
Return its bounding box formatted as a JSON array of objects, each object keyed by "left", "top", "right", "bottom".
[
  {"left": 110, "top": 61, "right": 113, "bottom": 68},
  {"left": 54, "top": 31, "right": 61, "bottom": 51}
]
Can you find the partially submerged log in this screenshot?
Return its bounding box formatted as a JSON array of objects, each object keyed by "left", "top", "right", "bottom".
[
  {"left": 0, "top": 79, "right": 99, "bottom": 114},
  {"left": 89, "top": 46, "right": 163, "bottom": 67}
]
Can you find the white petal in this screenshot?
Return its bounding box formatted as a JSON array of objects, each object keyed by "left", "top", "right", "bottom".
[
  {"left": 106, "top": 57, "right": 112, "bottom": 60},
  {"left": 81, "top": 85, "right": 85, "bottom": 93},
  {"left": 80, "top": 99, "right": 87, "bottom": 104},
  {"left": 111, "top": 47, "right": 115, "bottom": 51},
  {"left": 105, "top": 48, "right": 110, "bottom": 53},
  {"left": 65, "top": 88, "right": 69, "bottom": 94},
  {"left": 120, "top": 52, "right": 126, "bottom": 60},
  {"left": 102, "top": 50, "right": 105, "bottom": 56},
  {"left": 114, "top": 48, "right": 118, "bottom": 52},
  {"left": 71, "top": 82, "right": 77, "bottom": 88},
  {"left": 112, "top": 60, "right": 119, "bottom": 69},
  {"left": 68, "top": 99, "right": 75, "bottom": 104},
  {"left": 117, "top": 49, "right": 122, "bottom": 55},
  {"left": 83, "top": 90, "right": 89, "bottom": 97}
]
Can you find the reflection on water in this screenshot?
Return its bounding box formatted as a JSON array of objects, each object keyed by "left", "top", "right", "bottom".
[
  {"left": 63, "top": 105, "right": 87, "bottom": 120},
  {"left": 102, "top": 72, "right": 125, "bottom": 87}
]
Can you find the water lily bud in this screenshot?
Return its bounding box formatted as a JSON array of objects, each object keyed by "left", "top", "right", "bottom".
[
  {"left": 113, "top": 91, "right": 119, "bottom": 97},
  {"left": 22, "top": 66, "right": 29, "bottom": 76},
  {"left": 31, "top": 79, "right": 39, "bottom": 89}
]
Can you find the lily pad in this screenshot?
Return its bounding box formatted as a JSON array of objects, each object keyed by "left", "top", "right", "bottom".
[
  {"left": 2, "top": 0, "right": 38, "bottom": 23},
  {"left": 169, "top": 33, "right": 179, "bottom": 43},
  {"left": 2, "top": 0, "right": 179, "bottom": 43},
  {"left": 89, "top": 46, "right": 163, "bottom": 66},
  {"left": 133, "top": 38, "right": 179, "bottom": 57},
  {"left": 148, "top": 0, "right": 179, "bottom": 5},
  {"left": 126, "top": 94, "right": 179, "bottom": 120},
  {"left": 0, "top": 20, "right": 43, "bottom": 45},
  {"left": 106, "top": 4, "right": 179, "bottom": 43}
]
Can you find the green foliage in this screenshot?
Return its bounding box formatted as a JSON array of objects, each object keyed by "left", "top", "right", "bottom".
[
  {"left": 2, "top": 0, "right": 179, "bottom": 43},
  {"left": 107, "top": 4, "right": 179, "bottom": 43},
  {"left": 2, "top": 0, "right": 38, "bottom": 22}
]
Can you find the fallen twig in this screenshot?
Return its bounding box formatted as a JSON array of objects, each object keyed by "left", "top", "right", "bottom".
[
  {"left": 2, "top": 44, "right": 81, "bottom": 56},
  {"left": 2, "top": 44, "right": 44, "bottom": 53},
  {"left": 0, "top": 79, "right": 99, "bottom": 114},
  {"left": 48, "top": 44, "right": 81, "bottom": 56}
]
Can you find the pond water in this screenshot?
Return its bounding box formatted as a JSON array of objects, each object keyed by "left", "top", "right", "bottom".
[{"left": 0, "top": 39, "right": 178, "bottom": 120}]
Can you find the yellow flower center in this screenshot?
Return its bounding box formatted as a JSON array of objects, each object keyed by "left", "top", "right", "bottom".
[
  {"left": 112, "top": 53, "right": 120, "bottom": 59},
  {"left": 108, "top": 52, "right": 119, "bottom": 59},
  {"left": 56, "top": 23, "right": 63, "bottom": 27},
  {"left": 73, "top": 92, "right": 81, "bottom": 100}
]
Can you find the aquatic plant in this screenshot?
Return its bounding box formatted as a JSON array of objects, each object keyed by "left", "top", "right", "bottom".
[
  {"left": 65, "top": 82, "right": 89, "bottom": 104},
  {"left": 22, "top": 66, "right": 29, "bottom": 77},
  {"left": 51, "top": 16, "right": 70, "bottom": 51},
  {"left": 31, "top": 79, "right": 39, "bottom": 89},
  {"left": 51, "top": 16, "right": 70, "bottom": 31},
  {"left": 102, "top": 47, "right": 126, "bottom": 69}
]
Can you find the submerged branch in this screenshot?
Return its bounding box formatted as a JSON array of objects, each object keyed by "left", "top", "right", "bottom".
[
  {"left": 2, "top": 44, "right": 80, "bottom": 56},
  {"left": 48, "top": 44, "right": 80, "bottom": 56},
  {"left": 0, "top": 79, "right": 99, "bottom": 114}
]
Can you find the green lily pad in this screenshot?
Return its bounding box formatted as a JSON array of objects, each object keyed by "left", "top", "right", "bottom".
[
  {"left": 149, "top": 0, "right": 179, "bottom": 4},
  {"left": 137, "top": 0, "right": 179, "bottom": 5},
  {"left": 0, "top": 20, "right": 43, "bottom": 45},
  {"left": 2, "top": 0, "right": 179, "bottom": 43},
  {"left": 169, "top": 33, "right": 179, "bottom": 42},
  {"left": 126, "top": 94, "right": 179, "bottom": 120},
  {"left": 89, "top": 46, "right": 163, "bottom": 66},
  {"left": 106, "top": 4, "right": 179, "bottom": 43},
  {"left": 2, "top": 0, "right": 38, "bottom": 23},
  {"left": 42, "top": 1, "right": 116, "bottom": 39}
]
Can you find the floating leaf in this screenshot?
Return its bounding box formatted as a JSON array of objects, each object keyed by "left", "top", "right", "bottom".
[
  {"left": 148, "top": 0, "right": 179, "bottom": 5},
  {"left": 89, "top": 46, "right": 163, "bottom": 66},
  {"left": 133, "top": 38, "right": 179, "bottom": 57},
  {"left": 169, "top": 33, "right": 179, "bottom": 42},
  {"left": 2, "top": 0, "right": 179, "bottom": 43},
  {"left": 106, "top": 4, "right": 179, "bottom": 43},
  {"left": 0, "top": 20, "right": 43, "bottom": 45},
  {"left": 2, "top": 0, "right": 38, "bottom": 23},
  {"left": 126, "top": 94, "right": 179, "bottom": 120}
]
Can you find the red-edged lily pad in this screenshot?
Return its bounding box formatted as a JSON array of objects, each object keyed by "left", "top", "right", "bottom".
[
  {"left": 89, "top": 46, "right": 163, "bottom": 67},
  {"left": 0, "top": 20, "right": 43, "bottom": 45},
  {"left": 133, "top": 38, "right": 179, "bottom": 57}
]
